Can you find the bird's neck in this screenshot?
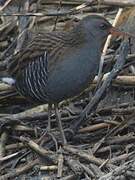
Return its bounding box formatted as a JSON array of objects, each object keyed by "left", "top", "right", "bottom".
[
  {"left": 69, "top": 25, "right": 103, "bottom": 50},
  {"left": 66, "top": 27, "right": 87, "bottom": 46}
]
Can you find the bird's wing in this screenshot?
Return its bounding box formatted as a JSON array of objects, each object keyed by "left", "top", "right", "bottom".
[{"left": 7, "top": 31, "right": 70, "bottom": 78}]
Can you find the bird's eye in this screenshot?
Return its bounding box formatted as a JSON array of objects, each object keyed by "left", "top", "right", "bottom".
[{"left": 99, "top": 23, "right": 108, "bottom": 30}]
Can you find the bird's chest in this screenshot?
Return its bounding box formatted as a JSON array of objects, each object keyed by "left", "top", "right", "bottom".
[{"left": 47, "top": 45, "right": 100, "bottom": 102}]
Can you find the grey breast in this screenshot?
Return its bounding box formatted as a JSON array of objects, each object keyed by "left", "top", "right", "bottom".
[{"left": 46, "top": 43, "right": 100, "bottom": 103}]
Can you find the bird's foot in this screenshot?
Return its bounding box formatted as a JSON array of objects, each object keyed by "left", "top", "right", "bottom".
[
  {"left": 46, "top": 125, "right": 51, "bottom": 133},
  {"left": 39, "top": 125, "right": 52, "bottom": 142},
  {"left": 64, "top": 128, "right": 74, "bottom": 136},
  {"left": 62, "top": 128, "right": 75, "bottom": 145},
  {"left": 39, "top": 126, "right": 59, "bottom": 150},
  {"left": 58, "top": 128, "right": 74, "bottom": 146},
  {"left": 61, "top": 132, "right": 67, "bottom": 145}
]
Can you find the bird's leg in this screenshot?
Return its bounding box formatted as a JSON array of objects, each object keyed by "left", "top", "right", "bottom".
[
  {"left": 47, "top": 103, "right": 52, "bottom": 131},
  {"left": 54, "top": 103, "right": 67, "bottom": 145},
  {"left": 39, "top": 103, "right": 58, "bottom": 148}
]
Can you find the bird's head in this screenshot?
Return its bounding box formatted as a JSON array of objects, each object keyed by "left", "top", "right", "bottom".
[{"left": 77, "top": 15, "right": 134, "bottom": 44}]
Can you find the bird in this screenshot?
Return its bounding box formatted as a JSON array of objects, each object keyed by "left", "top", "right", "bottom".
[{"left": 1, "top": 15, "right": 130, "bottom": 144}]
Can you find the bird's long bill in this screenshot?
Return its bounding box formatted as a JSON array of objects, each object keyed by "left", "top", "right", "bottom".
[{"left": 109, "top": 27, "right": 135, "bottom": 38}]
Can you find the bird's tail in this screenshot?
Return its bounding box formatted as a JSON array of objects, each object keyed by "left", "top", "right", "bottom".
[
  {"left": 0, "top": 62, "right": 15, "bottom": 85},
  {"left": 0, "top": 77, "right": 15, "bottom": 85},
  {"left": 0, "top": 74, "right": 16, "bottom": 100}
]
